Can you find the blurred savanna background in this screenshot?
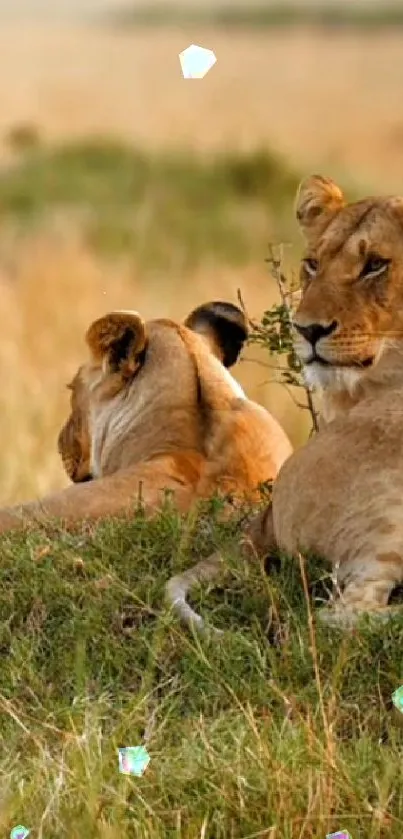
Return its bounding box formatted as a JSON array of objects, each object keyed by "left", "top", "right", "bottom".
[{"left": 3, "top": 0, "right": 403, "bottom": 503}]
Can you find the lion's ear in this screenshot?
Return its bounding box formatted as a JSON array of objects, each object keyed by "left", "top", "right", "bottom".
[
  {"left": 86, "top": 311, "right": 147, "bottom": 376},
  {"left": 295, "top": 175, "right": 345, "bottom": 242},
  {"left": 184, "top": 301, "right": 248, "bottom": 367}
]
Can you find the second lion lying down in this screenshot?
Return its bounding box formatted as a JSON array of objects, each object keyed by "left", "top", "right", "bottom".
[{"left": 0, "top": 300, "right": 292, "bottom": 533}]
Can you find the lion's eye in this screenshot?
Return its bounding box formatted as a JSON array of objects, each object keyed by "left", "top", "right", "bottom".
[
  {"left": 361, "top": 255, "right": 390, "bottom": 278},
  {"left": 302, "top": 257, "right": 318, "bottom": 277}
]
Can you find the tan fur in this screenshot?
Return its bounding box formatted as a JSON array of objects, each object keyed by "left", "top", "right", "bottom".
[
  {"left": 258, "top": 176, "right": 403, "bottom": 628},
  {"left": 0, "top": 301, "right": 292, "bottom": 535},
  {"left": 171, "top": 178, "right": 403, "bottom": 633}
]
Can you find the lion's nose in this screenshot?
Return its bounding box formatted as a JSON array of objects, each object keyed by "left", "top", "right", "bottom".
[{"left": 293, "top": 320, "right": 338, "bottom": 347}]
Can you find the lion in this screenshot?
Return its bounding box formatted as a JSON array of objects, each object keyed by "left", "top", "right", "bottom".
[
  {"left": 0, "top": 300, "right": 293, "bottom": 536},
  {"left": 167, "top": 176, "right": 403, "bottom": 632}
]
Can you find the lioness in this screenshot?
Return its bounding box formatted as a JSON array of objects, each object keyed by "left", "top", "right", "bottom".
[
  {"left": 0, "top": 301, "right": 292, "bottom": 534},
  {"left": 168, "top": 177, "right": 403, "bottom": 632}
]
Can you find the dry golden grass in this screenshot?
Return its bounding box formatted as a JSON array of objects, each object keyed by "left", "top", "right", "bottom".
[{"left": 0, "top": 25, "right": 403, "bottom": 188}]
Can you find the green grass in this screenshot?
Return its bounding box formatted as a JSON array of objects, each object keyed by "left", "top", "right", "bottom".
[
  {"left": 0, "top": 138, "right": 299, "bottom": 269},
  {"left": 1, "top": 498, "right": 403, "bottom": 837},
  {"left": 110, "top": 3, "right": 403, "bottom": 30}
]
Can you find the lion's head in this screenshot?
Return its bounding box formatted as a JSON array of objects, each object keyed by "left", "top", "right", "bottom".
[
  {"left": 58, "top": 301, "right": 249, "bottom": 484},
  {"left": 293, "top": 174, "right": 403, "bottom": 393}
]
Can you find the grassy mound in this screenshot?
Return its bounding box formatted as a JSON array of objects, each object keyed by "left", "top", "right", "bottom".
[{"left": 1, "top": 500, "right": 403, "bottom": 836}]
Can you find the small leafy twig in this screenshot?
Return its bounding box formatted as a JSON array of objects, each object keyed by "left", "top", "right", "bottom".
[{"left": 238, "top": 243, "right": 319, "bottom": 433}]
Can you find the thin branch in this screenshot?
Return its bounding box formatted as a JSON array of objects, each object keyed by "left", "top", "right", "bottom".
[
  {"left": 257, "top": 376, "right": 312, "bottom": 412},
  {"left": 238, "top": 245, "right": 319, "bottom": 433},
  {"left": 241, "top": 356, "right": 294, "bottom": 374},
  {"left": 265, "top": 244, "right": 319, "bottom": 432},
  {"left": 281, "top": 383, "right": 313, "bottom": 412}
]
